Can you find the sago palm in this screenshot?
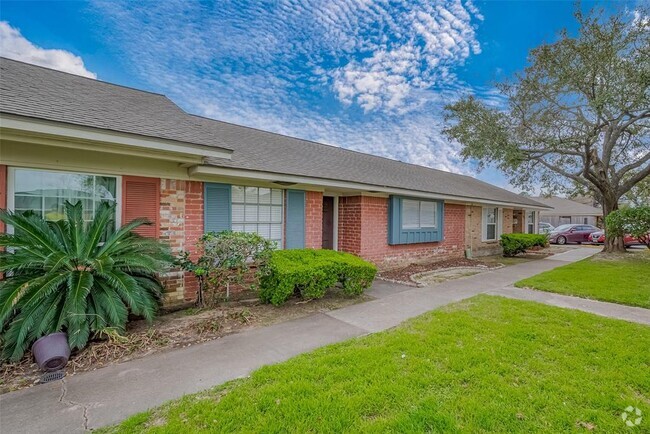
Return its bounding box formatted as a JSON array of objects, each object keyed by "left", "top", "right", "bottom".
[{"left": 0, "top": 201, "right": 172, "bottom": 361}]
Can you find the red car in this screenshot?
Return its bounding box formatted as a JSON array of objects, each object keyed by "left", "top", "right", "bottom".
[
  {"left": 589, "top": 231, "right": 643, "bottom": 246},
  {"left": 548, "top": 224, "right": 600, "bottom": 245}
]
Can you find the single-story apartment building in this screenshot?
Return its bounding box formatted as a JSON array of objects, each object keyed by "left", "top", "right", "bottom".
[
  {"left": 0, "top": 58, "right": 549, "bottom": 303},
  {"left": 532, "top": 196, "right": 603, "bottom": 228}
]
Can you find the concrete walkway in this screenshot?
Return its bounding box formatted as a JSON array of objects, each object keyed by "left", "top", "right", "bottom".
[{"left": 1, "top": 247, "right": 645, "bottom": 433}]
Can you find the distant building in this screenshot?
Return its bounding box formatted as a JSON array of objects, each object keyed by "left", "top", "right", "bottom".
[{"left": 532, "top": 196, "right": 603, "bottom": 228}]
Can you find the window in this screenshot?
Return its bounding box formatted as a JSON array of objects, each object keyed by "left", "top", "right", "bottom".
[
  {"left": 583, "top": 217, "right": 588, "bottom": 225},
  {"left": 231, "top": 185, "right": 283, "bottom": 246},
  {"left": 526, "top": 211, "right": 535, "bottom": 234},
  {"left": 482, "top": 207, "right": 499, "bottom": 241},
  {"left": 9, "top": 168, "right": 118, "bottom": 227},
  {"left": 402, "top": 199, "right": 438, "bottom": 229}
]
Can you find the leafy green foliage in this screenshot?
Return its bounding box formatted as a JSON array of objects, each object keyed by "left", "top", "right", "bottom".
[
  {"left": 259, "top": 249, "right": 377, "bottom": 305},
  {"left": 102, "top": 296, "right": 650, "bottom": 433},
  {"left": 444, "top": 6, "right": 650, "bottom": 253},
  {"left": 516, "top": 253, "right": 650, "bottom": 308},
  {"left": 500, "top": 233, "right": 549, "bottom": 257},
  {"left": 605, "top": 206, "right": 650, "bottom": 248},
  {"left": 178, "top": 231, "right": 274, "bottom": 306},
  {"left": 0, "top": 202, "right": 172, "bottom": 361}
]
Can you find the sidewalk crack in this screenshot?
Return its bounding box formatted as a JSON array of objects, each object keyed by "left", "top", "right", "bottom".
[{"left": 58, "top": 378, "right": 90, "bottom": 431}]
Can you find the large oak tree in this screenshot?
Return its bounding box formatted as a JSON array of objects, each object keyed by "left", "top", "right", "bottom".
[{"left": 444, "top": 7, "right": 649, "bottom": 252}]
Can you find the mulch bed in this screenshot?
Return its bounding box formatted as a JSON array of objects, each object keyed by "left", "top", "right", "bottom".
[
  {"left": 0, "top": 290, "right": 369, "bottom": 394},
  {"left": 377, "top": 258, "right": 501, "bottom": 286}
]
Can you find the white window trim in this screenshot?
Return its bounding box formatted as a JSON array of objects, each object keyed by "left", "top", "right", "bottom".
[
  {"left": 482, "top": 206, "right": 501, "bottom": 242},
  {"left": 230, "top": 185, "right": 284, "bottom": 248},
  {"left": 525, "top": 210, "right": 537, "bottom": 234},
  {"left": 6, "top": 166, "right": 122, "bottom": 233}
]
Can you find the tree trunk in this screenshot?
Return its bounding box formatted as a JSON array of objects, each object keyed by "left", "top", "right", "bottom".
[{"left": 601, "top": 197, "right": 626, "bottom": 253}]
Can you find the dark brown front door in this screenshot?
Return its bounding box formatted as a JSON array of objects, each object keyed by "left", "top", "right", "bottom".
[{"left": 322, "top": 196, "right": 334, "bottom": 249}]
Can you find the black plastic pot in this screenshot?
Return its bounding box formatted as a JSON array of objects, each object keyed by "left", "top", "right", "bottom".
[{"left": 32, "top": 332, "right": 71, "bottom": 372}]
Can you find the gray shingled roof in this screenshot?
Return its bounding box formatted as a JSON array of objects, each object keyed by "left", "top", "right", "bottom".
[
  {"left": 533, "top": 197, "right": 603, "bottom": 216},
  {"left": 0, "top": 57, "right": 547, "bottom": 208}
]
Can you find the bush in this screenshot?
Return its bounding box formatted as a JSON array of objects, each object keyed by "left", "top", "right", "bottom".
[
  {"left": 605, "top": 206, "right": 650, "bottom": 249},
  {"left": 259, "top": 249, "right": 377, "bottom": 305},
  {"left": 178, "top": 231, "right": 274, "bottom": 306},
  {"left": 0, "top": 202, "right": 173, "bottom": 362},
  {"left": 500, "top": 233, "right": 549, "bottom": 257}
]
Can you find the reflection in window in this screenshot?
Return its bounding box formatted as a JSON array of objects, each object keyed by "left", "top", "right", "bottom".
[{"left": 12, "top": 169, "right": 117, "bottom": 226}]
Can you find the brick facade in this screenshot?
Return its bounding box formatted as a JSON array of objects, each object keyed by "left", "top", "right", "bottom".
[
  {"left": 159, "top": 179, "right": 204, "bottom": 303},
  {"left": 464, "top": 205, "right": 513, "bottom": 257},
  {"left": 0, "top": 165, "right": 6, "bottom": 234},
  {"left": 337, "top": 196, "right": 466, "bottom": 267},
  {"left": 305, "top": 191, "right": 323, "bottom": 249}
]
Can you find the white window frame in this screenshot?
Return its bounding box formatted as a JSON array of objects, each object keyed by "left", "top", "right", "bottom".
[
  {"left": 525, "top": 210, "right": 537, "bottom": 234},
  {"left": 230, "top": 185, "right": 284, "bottom": 247},
  {"left": 401, "top": 199, "right": 438, "bottom": 230},
  {"left": 6, "top": 167, "right": 122, "bottom": 233},
  {"left": 482, "top": 206, "right": 500, "bottom": 242}
]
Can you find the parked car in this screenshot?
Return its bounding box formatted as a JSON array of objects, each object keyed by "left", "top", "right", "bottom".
[
  {"left": 548, "top": 224, "right": 600, "bottom": 245},
  {"left": 538, "top": 222, "right": 555, "bottom": 234},
  {"left": 589, "top": 231, "right": 643, "bottom": 246}
]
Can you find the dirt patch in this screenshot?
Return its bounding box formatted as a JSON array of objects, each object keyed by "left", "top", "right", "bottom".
[
  {"left": 0, "top": 290, "right": 369, "bottom": 394},
  {"left": 377, "top": 258, "right": 502, "bottom": 286}
]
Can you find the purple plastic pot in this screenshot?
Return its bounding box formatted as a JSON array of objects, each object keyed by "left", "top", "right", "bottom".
[{"left": 32, "top": 332, "right": 71, "bottom": 372}]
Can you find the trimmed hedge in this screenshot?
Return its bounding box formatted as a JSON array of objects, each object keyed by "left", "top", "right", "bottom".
[
  {"left": 500, "top": 233, "right": 549, "bottom": 257},
  {"left": 259, "top": 249, "right": 377, "bottom": 305}
]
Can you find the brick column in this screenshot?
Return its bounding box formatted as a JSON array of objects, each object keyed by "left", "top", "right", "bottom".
[
  {"left": 305, "top": 191, "right": 323, "bottom": 248},
  {"left": 337, "top": 196, "right": 362, "bottom": 254}
]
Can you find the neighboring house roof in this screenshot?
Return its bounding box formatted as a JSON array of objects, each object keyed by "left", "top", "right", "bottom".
[
  {"left": 532, "top": 196, "right": 603, "bottom": 216},
  {"left": 0, "top": 57, "right": 547, "bottom": 209}
]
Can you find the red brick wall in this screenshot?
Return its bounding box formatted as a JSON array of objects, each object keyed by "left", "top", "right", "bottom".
[
  {"left": 338, "top": 196, "right": 466, "bottom": 267},
  {"left": 0, "top": 165, "right": 6, "bottom": 233},
  {"left": 305, "top": 191, "right": 323, "bottom": 248},
  {"left": 159, "top": 179, "right": 203, "bottom": 303}
]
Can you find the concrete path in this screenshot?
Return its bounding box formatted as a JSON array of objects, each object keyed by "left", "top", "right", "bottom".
[{"left": 2, "top": 247, "right": 644, "bottom": 433}]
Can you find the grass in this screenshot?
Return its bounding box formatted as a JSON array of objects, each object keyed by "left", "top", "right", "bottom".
[
  {"left": 516, "top": 251, "right": 650, "bottom": 308},
  {"left": 102, "top": 296, "right": 650, "bottom": 433}
]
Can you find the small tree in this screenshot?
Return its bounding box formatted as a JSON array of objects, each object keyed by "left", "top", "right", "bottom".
[
  {"left": 178, "top": 231, "right": 274, "bottom": 307},
  {"left": 606, "top": 206, "right": 650, "bottom": 249}
]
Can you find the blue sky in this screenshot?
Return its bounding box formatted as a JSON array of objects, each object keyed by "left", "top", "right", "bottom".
[{"left": 0, "top": 0, "right": 634, "bottom": 191}]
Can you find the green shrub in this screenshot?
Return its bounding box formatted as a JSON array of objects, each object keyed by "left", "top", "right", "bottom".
[
  {"left": 259, "top": 249, "right": 377, "bottom": 305},
  {"left": 500, "top": 233, "right": 549, "bottom": 257},
  {"left": 0, "top": 202, "right": 173, "bottom": 361},
  {"left": 605, "top": 206, "right": 650, "bottom": 249},
  {"left": 178, "top": 231, "right": 274, "bottom": 306}
]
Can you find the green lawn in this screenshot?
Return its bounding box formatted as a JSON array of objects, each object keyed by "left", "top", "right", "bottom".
[
  {"left": 516, "top": 252, "right": 650, "bottom": 308},
  {"left": 103, "top": 296, "right": 650, "bottom": 433}
]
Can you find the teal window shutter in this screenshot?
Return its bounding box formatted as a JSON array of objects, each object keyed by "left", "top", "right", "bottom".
[
  {"left": 204, "top": 183, "right": 231, "bottom": 233},
  {"left": 285, "top": 190, "right": 305, "bottom": 249}
]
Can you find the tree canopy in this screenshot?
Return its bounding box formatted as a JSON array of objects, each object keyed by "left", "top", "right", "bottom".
[{"left": 444, "top": 7, "right": 649, "bottom": 250}]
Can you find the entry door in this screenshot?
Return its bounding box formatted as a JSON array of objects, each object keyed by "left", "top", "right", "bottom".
[{"left": 322, "top": 196, "right": 334, "bottom": 249}]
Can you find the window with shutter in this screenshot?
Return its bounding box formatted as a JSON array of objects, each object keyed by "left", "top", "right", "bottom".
[{"left": 122, "top": 176, "right": 159, "bottom": 238}]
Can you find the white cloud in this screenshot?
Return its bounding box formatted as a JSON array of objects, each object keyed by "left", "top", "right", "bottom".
[
  {"left": 0, "top": 21, "right": 96, "bottom": 78},
  {"left": 88, "top": 0, "right": 505, "bottom": 184}
]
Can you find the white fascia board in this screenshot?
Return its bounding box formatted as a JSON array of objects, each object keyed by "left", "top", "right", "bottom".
[
  {"left": 0, "top": 113, "right": 232, "bottom": 161},
  {"left": 189, "top": 165, "right": 551, "bottom": 210}
]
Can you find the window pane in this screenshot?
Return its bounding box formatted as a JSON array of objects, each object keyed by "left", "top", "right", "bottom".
[
  {"left": 232, "top": 224, "right": 244, "bottom": 232},
  {"left": 258, "top": 188, "right": 271, "bottom": 204},
  {"left": 487, "top": 224, "right": 496, "bottom": 240},
  {"left": 271, "top": 189, "right": 282, "bottom": 205},
  {"left": 270, "top": 224, "right": 282, "bottom": 240},
  {"left": 486, "top": 208, "right": 496, "bottom": 224},
  {"left": 43, "top": 197, "right": 67, "bottom": 221},
  {"left": 95, "top": 176, "right": 117, "bottom": 200},
  {"left": 271, "top": 206, "right": 282, "bottom": 223},
  {"left": 244, "top": 224, "right": 257, "bottom": 233},
  {"left": 402, "top": 199, "right": 420, "bottom": 229},
  {"left": 245, "top": 187, "right": 258, "bottom": 203},
  {"left": 232, "top": 185, "right": 245, "bottom": 203},
  {"left": 420, "top": 201, "right": 436, "bottom": 227},
  {"left": 258, "top": 224, "right": 271, "bottom": 238},
  {"left": 258, "top": 205, "right": 271, "bottom": 222},
  {"left": 245, "top": 205, "right": 258, "bottom": 222},
  {"left": 232, "top": 204, "right": 245, "bottom": 222},
  {"left": 15, "top": 195, "right": 42, "bottom": 210}
]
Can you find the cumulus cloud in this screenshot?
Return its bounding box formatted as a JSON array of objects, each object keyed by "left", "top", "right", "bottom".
[
  {"left": 89, "top": 0, "right": 490, "bottom": 177},
  {"left": 0, "top": 21, "right": 96, "bottom": 78}
]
